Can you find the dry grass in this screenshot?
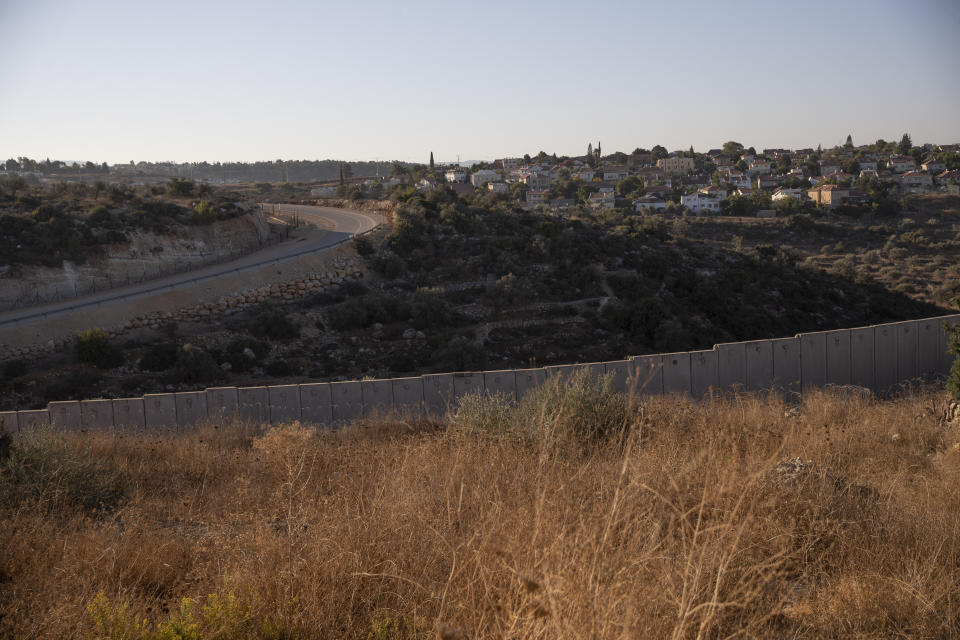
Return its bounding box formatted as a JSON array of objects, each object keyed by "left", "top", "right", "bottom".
[{"left": 2, "top": 380, "right": 960, "bottom": 639}]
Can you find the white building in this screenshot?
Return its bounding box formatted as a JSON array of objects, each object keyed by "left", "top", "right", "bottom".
[
  {"left": 771, "top": 187, "right": 803, "bottom": 201},
  {"left": 470, "top": 169, "right": 499, "bottom": 188},
  {"left": 487, "top": 181, "right": 509, "bottom": 194},
  {"left": 634, "top": 195, "right": 668, "bottom": 212},
  {"left": 681, "top": 192, "right": 721, "bottom": 215},
  {"left": 445, "top": 168, "right": 467, "bottom": 183}
]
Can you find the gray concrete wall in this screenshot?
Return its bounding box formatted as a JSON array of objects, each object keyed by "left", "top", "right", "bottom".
[
  {"left": 662, "top": 353, "right": 691, "bottom": 395},
  {"left": 300, "top": 383, "right": 332, "bottom": 425},
  {"left": 14, "top": 313, "right": 960, "bottom": 433},
  {"left": 690, "top": 350, "right": 718, "bottom": 398}
]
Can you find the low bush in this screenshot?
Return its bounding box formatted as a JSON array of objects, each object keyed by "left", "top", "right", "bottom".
[
  {"left": 224, "top": 337, "right": 269, "bottom": 372},
  {"left": 138, "top": 341, "right": 178, "bottom": 372},
  {"left": 2, "top": 358, "right": 27, "bottom": 379},
  {"left": 0, "top": 429, "right": 123, "bottom": 513},
  {"left": 247, "top": 305, "right": 300, "bottom": 340},
  {"left": 166, "top": 345, "right": 222, "bottom": 385},
  {"left": 75, "top": 328, "right": 124, "bottom": 369},
  {"left": 452, "top": 369, "right": 632, "bottom": 444}
]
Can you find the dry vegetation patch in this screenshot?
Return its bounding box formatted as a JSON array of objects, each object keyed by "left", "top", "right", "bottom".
[{"left": 1, "top": 383, "right": 959, "bottom": 638}]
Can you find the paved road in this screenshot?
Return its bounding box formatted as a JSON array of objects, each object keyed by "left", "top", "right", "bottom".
[{"left": 0, "top": 204, "right": 380, "bottom": 330}]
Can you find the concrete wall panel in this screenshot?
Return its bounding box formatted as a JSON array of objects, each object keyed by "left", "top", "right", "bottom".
[
  {"left": 330, "top": 381, "right": 362, "bottom": 422},
  {"left": 48, "top": 401, "right": 82, "bottom": 431},
  {"left": 514, "top": 369, "right": 545, "bottom": 400},
  {"left": 631, "top": 355, "right": 663, "bottom": 395},
  {"left": 690, "top": 350, "right": 718, "bottom": 398},
  {"left": 850, "top": 327, "right": 875, "bottom": 389},
  {"left": 17, "top": 409, "right": 49, "bottom": 430},
  {"left": 238, "top": 387, "right": 269, "bottom": 424},
  {"left": 874, "top": 324, "right": 899, "bottom": 392},
  {"left": 113, "top": 398, "right": 146, "bottom": 430},
  {"left": 771, "top": 338, "right": 801, "bottom": 393},
  {"left": 917, "top": 318, "right": 941, "bottom": 380},
  {"left": 299, "top": 383, "right": 332, "bottom": 425},
  {"left": 206, "top": 387, "right": 239, "bottom": 423},
  {"left": 544, "top": 364, "right": 576, "bottom": 383},
  {"left": 144, "top": 393, "right": 177, "bottom": 429},
  {"left": 268, "top": 385, "right": 301, "bottom": 423},
  {"left": 744, "top": 340, "right": 774, "bottom": 391},
  {"left": 422, "top": 374, "right": 455, "bottom": 416},
  {"left": 81, "top": 399, "right": 114, "bottom": 430},
  {"left": 483, "top": 370, "right": 516, "bottom": 402},
  {"left": 0, "top": 411, "right": 18, "bottom": 433},
  {"left": 717, "top": 342, "right": 746, "bottom": 391},
  {"left": 661, "top": 353, "right": 691, "bottom": 395},
  {"left": 897, "top": 321, "right": 920, "bottom": 383},
  {"left": 392, "top": 377, "right": 424, "bottom": 418},
  {"left": 604, "top": 360, "right": 634, "bottom": 394},
  {"left": 175, "top": 392, "right": 208, "bottom": 429},
  {"left": 361, "top": 379, "right": 394, "bottom": 418},
  {"left": 938, "top": 315, "right": 960, "bottom": 377},
  {"left": 799, "top": 332, "right": 827, "bottom": 391},
  {"left": 452, "top": 372, "right": 484, "bottom": 404},
  {"left": 825, "top": 330, "right": 851, "bottom": 386}
]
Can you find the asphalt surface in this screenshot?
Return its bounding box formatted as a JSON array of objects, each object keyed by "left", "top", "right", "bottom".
[{"left": 0, "top": 204, "right": 380, "bottom": 330}]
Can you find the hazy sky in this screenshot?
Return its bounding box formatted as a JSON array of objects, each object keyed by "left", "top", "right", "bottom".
[{"left": 1, "top": 0, "right": 958, "bottom": 164}]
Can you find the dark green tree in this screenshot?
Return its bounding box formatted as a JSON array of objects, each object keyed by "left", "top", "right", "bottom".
[
  {"left": 721, "top": 141, "right": 744, "bottom": 158},
  {"left": 844, "top": 134, "right": 854, "bottom": 149},
  {"left": 651, "top": 145, "right": 668, "bottom": 162},
  {"left": 898, "top": 133, "right": 912, "bottom": 155},
  {"left": 429, "top": 151, "right": 434, "bottom": 170}
]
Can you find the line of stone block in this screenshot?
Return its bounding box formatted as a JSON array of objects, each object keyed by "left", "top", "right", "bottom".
[{"left": 1, "top": 314, "right": 957, "bottom": 434}]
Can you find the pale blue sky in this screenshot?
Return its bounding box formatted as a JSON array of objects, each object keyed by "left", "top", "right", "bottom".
[{"left": 1, "top": 0, "right": 958, "bottom": 164}]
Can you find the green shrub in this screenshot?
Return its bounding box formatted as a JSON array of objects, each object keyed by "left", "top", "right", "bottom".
[
  {"left": 191, "top": 201, "right": 216, "bottom": 225},
  {"left": 2, "top": 358, "right": 27, "bottom": 379},
  {"left": 247, "top": 305, "right": 300, "bottom": 340},
  {"left": 265, "top": 360, "right": 293, "bottom": 377},
  {"left": 138, "top": 342, "right": 178, "bottom": 372},
  {"left": 75, "top": 328, "right": 124, "bottom": 369},
  {"left": 0, "top": 429, "right": 123, "bottom": 513},
  {"left": 352, "top": 235, "right": 375, "bottom": 256},
  {"left": 452, "top": 369, "right": 631, "bottom": 445},
  {"left": 166, "top": 346, "right": 222, "bottom": 385},
  {"left": 224, "top": 337, "right": 269, "bottom": 372}
]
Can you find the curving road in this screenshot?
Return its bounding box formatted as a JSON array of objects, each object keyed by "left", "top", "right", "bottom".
[{"left": 0, "top": 204, "right": 381, "bottom": 331}]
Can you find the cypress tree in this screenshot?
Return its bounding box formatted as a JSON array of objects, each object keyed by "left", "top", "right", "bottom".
[{"left": 429, "top": 151, "right": 434, "bottom": 170}]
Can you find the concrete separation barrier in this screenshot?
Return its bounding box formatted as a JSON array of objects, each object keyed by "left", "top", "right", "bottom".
[{"left": 7, "top": 313, "right": 960, "bottom": 433}]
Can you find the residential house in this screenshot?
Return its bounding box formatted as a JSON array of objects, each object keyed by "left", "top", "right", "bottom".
[
  {"left": 748, "top": 159, "right": 772, "bottom": 175},
  {"left": 936, "top": 170, "right": 960, "bottom": 185},
  {"left": 819, "top": 159, "right": 842, "bottom": 175},
  {"left": 887, "top": 155, "right": 916, "bottom": 173},
  {"left": 698, "top": 185, "right": 728, "bottom": 200},
  {"left": 807, "top": 184, "right": 868, "bottom": 206},
  {"left": 577, "top": 168, "right": 596, "bottom": 181},
  {"left": 550, "top": 198, "right": 576, "bottom": 209},
  {"left": 520, "top": 172, "right": 553, "bottom": 191},
  {"left": 899, "top": 171, "right": 933, "bottom": 193},
  {"left": 644, "top": 184, "right": 673, "bottom": 198},
  {"left": 588, "top": 191, "right": 616, "bottom": 209},
  {"left": 603, "top": 165, "right": 630, "bottom": 181},
  {"left": 445, "top": 168, "right": 467, "bottom": 183},
  {"left": 681, "top": 192, "right": 721, "bottom": 215},
  {"left": 487, "top": 181, "right": 509, "bottom": 194},
  {"left": 723, "top": 171, "right": 751, "bottom": 189},
  {"left": 757, "top": 175, "right": 782, "bottom": 190},
  {"left": 630, "top": 153, "right": 653, "bottom": 166},
  {"left": 498, "top": 158, "right": 520, "bottom": 170},
  {"left": 470, "top": 169, "right": 500, "bottom": 188},
  {"left": 857, "top": 160, "right": 878, "bottom": 171},
  {"left": 634, "top": 195, "right": 668, "bottom": 212},
  {"left": 656, "top": 156, "right": 695, "bottom": 174},
  {"left": 921, "top": 159, "right": 946, "bottom": 173},
  {"left": 418, "top": 177, "right": 439, "bottom": 191},
  {"left": 734, "top": 186, "right": 754, "bottom": 197},
  {"left": 859, "top": 169, "right": 879, "bottom": 180},
  {"left": 526, "top": 190, "right": 548, "bottom": 206},
  {"left": 771, "top": 187, "right": 803, "bottom": 201}
]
